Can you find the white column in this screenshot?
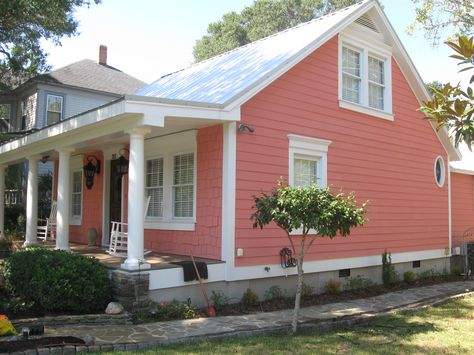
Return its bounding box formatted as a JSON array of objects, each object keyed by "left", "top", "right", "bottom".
[
  {"left": 56, "top": 148, "right": 74, "bottom": 251},
  {"left": 24, "top": 156, "right": 40, "bottom": 246},
  {"left": 0, "top": 165, "right": 6, "bottom": 239},
  {"left": 122, "top": 127, "right": 151, "bottom": 270}
]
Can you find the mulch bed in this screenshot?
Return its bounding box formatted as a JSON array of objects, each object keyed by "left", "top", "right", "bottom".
[
  {"left": 0, "top": 336, "right": 85, "bottom": 352},
  {"left": 214, "top": 275, "right": 466, "bottom": 316}
]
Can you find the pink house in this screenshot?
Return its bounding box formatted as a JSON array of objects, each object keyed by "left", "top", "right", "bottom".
[{"left": 0, "top": 0, "right": 471, "bottom": 301}]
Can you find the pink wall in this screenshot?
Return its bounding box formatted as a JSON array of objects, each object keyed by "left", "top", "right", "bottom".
[
  {"left": 143, "top": 125, "right": 223, "bottom": 259},
  {"left": 234, "top": 36, "right": 449, "bottom": 267},
  {"left": 451, "top": 172, "right": 474, "bottom": 247}
]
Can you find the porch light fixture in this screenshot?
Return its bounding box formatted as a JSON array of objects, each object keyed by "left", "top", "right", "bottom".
[
  {"left": 238, "top": 123, "right": 255, "bottom": 133},
  {"left": 115, "top": 148, "right": 129, "bottom": 176},
  {"left": 83, "top": 155, "right": 101, "bottom": 190}
]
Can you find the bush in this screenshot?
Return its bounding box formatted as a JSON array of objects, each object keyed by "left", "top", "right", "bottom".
[
  {"left": 210, "top": 290, "right": 230, "bottom": 310},
  {"left": 346, "top": 275, "right": 374, "bottom": 290},
  {"left": 241, "top": 288, "right": 259, "bottom": 306},
  {"left": 324, "top": 279, "right": 341, "bottom": 294},
  {"left": 403, "top": 271, "right": 417, "bottom": 284},
  {"left": 452, "top": 266, "right": 462, "bottom": 276},
  {"left": 382, "top": 251, "right": 399, "bottom": 287},
  {"left": 264, "top": 286, "right": 285, "bottom": 301},
  {"left": 150, "top": 300, "right": 197, "bottom": 320},
  {"left": 3, "top": 248, "right": 112, "bottom": 313},
  {"left": 419, "top": 269, "right": 440, "bottom": 279}
]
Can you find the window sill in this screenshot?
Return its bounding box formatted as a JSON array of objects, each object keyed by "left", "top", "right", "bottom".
[
  {"left": 144, "top": 219, "right": 195, "bottom": 231},
  {"left": 69, "top": 218, "right": 82, "bottom": 226},
  {"left": 339, "top": 100, "right": 394, "bottom": 121},
  {"left": 290, "top": 228, "right": 318, "bottom": 236}
]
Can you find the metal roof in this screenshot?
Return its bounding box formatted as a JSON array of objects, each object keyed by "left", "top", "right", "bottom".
[{"left": 136, "top": 1, "right": 369, "bottom": 106}]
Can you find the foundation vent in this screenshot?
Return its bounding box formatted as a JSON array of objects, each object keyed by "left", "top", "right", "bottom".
[{"left": 355, "top": 14, "right": 379, "bottom": 33}]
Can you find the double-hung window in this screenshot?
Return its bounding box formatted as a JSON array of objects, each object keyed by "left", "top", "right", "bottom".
[
  {"left": 46, "top": 94, "right": 63, "bottom": 125},
  {"left": 173, "top": 153, "right": 194, "bottom": 218},
  {"left": 146, "top": 158, "right": 164, "bottom": 217},
  {"left": 339, "top": 34, "right": 392, "bottom": 120}
]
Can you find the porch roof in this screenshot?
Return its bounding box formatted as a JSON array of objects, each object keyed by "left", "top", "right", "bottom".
[{"left": 0, "top": 95, "right": 240, "bottom": 165}]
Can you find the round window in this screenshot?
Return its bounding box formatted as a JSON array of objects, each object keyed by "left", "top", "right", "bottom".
[{"left": 434, "top": 156, "right": 445, "bottom": 187}]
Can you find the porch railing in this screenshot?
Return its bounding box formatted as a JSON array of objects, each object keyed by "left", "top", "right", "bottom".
[{"left": 5, "top": 189, "right": 23, "bottom": 206}]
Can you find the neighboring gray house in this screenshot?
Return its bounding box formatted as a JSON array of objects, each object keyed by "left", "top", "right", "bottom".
[
  {"left": 0, "top": 46, "right": 145, "bottom": 203},
  {"left": 0, "top": 46, "right": 145, "bottom": 134}
]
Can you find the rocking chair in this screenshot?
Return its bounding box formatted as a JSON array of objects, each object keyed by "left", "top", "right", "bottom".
[
  {"left": 37, "top": 201, "right": 57, "bottom": 241},
  {"left": 107, "top": 196, "right": 151, "bottom": 257}
]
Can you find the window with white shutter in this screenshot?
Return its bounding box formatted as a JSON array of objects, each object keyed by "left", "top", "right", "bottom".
[
  {"left": 173, "top": 153, "right": 194, "bottom": 218},
  {"left": 145, "top": 158, "right": 164, "bottom": 217}
]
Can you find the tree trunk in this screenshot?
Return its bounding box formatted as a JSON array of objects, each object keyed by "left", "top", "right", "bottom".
[{"left": 291, "top": 237, "right": 305, "bottom": 333}]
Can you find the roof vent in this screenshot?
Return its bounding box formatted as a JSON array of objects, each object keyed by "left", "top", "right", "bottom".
[{"left": 355, "top": 14, "right": 379, "bottom": 33}]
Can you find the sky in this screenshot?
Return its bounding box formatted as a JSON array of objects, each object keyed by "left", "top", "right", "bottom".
[{"left": 41, "top": 0, "right": 466, "bottom": 86}]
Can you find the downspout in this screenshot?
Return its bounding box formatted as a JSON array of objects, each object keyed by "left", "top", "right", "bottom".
[{"left": 448, "top": 159, "right": 452, "bottom": 255}]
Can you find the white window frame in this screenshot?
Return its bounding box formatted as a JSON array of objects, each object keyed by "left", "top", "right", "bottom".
[
  {"left": 172, "top": 152, "right": 195, "bottom": 219},
  {"left": 338, "top": 31, "right": 393, "bottom": 121},
  {"left": 288, "top": 134, "right": 331, "bottom": 235},
  {"left": 144, "top": 130, "right": 197, "bottom": 231},
  {"left": 434, "top": 156, "right": 446, "bottom": 188},
  {"left": 46, "top": 94, "right": 64, "bottom": 125},
  {"left": 70, "top": 156, "right": 83, "bottom": 225},
  {"left": 145, "top": 156, "right": 164, "bottom": 218}
]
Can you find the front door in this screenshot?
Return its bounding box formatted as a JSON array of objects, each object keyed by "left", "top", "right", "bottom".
[{"left": 109, "top": 159, "right": 123, "bottom": 225}]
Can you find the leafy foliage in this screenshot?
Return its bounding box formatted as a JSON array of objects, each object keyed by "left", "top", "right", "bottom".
[
  {"left": 210, "top": 290, "right": 230, "bottom": 310},
  {"left": 403, "top": 271, "right": 417, "bottom": 284},
  {"left": 0, "top": 0, "right": 101, "bottom": 89},
  {"left": 251, "top": 179, "right": 366, "bottom": 333},
  {"left": 193, "top": 0, "right": 358, "bottom": 62},
  {"left": 324, "top": 279, "right": 341, "bottom": 294},
  {"left": 264, "top": 285, "right": 285, "bottom": 301},
  {"left": 382, "top": 251, "right": 399, "bottom": 287},
  {"left": 241, "top": 288, "right": 259, "bottom": 307},
  {"left": 346, "top": 275, "right": 374, "bottom": 290},
  {"left": 150, "top": 300, "right": 197, "bottom": 320},
  {"left": 419, "top": 35, "right": 474, "bottom": 148},
  {"left": 3, "top": 248, "right": 112, "bottom": 313},
  {"left": 407, "top": 0, "right": 474, "bottom": 46}
]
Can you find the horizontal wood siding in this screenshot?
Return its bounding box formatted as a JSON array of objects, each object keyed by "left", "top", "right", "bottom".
[
  {"left": 235, "top": 36, "right": 449, "bottom": 267},
  {"left": 451, "top": 173, "right": 474, "bottom": 246},
  {"left": 143, "top": 125, "right": 223, "bottom": 260}
]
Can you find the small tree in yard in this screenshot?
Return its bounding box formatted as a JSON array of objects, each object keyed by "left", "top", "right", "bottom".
[{"left": 251, "top": 180, "right": 367, "bottom": 333}]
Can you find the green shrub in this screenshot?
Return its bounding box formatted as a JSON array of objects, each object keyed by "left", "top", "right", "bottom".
[
  {"left": 419, "top": 269, "right": 440, "bottom": 279},
  {"left": 3, "top": 248, "right": 112, "bottom": 313},
  {"left": 301, "top": 282, "right": 314, "bottom": 298},
  {"left": 346, "top": 275, "right": 374, "bottom": 290},
  {"left": 452, "top": 266, "right": 462, "bottom": 276},
  {"left": 150, "top": 300, "right": 197, "bottom": 320},
  {"left": 403, "top": 271, "right": 417, "bottom": 284},
  {"left": 324, "top": 279, "right": 341, "bottom": 294},
  {"left": 382, "top": 251, "right": 399, "bottom": 287},
  {"left": 241, "top": 288, "right": 259, "bottom": 306},
  {"left": 210, "top": 290, "right": 230, "bottom": 310},
  {"left": 264, "top": 285, "right": 285, "bottom": 301}
]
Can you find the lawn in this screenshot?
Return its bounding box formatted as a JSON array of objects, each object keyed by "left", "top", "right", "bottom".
[{"left": 107, "top": 294, "right": 474, "bottom": 354}]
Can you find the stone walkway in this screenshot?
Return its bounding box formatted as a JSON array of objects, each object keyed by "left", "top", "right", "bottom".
[{"left": 4, "top": 281, "right": 474, "bottom": 353}]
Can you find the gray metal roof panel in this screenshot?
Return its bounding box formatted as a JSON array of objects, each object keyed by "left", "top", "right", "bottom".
[{"left": 136, "top": 1, "right": 368, "bottom": 105}]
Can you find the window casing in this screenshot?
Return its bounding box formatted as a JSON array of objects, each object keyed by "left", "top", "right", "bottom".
[
  {"left": 71, "top": 169, "right": 83, "bottom": 221},
  {"left": 46, "top": 94, "right": 63, "bottom": 125},
  {"left": 434, "top": 156, "right": 446, "bottom": 187},
  {"left": 339, "top": 33, "right": 393, "bottom": 121},
  {"left": 144, "top": 130, "right": 196, "bottom": 231}
]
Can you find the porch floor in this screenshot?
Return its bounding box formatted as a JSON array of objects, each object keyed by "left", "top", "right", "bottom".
[{"left": 43, "top": 242, "right": 224, "bottom": 271}]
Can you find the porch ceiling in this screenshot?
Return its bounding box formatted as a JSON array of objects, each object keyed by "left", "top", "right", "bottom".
[{"left": 0, "top": 96, "right": 240, "bottom": 165}]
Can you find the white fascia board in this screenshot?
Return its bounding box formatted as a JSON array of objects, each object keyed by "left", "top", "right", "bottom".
[
  {"left": 125, "top": 96, "right": 241, "bottom": 122},
  {"left": 450, "top": 166, "right": 474, "bottom": 175},
  {"left": 370, "top": 5, "right": 462, "bottom": 162},
  {"left": 222, "top": 0, "right": 376, "bottom": 112}
]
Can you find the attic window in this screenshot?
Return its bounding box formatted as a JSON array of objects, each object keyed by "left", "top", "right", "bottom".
[
  {"left": 355, "top": 14, "right": 379, "bottom": 33},
  {"left": 46, "top": 94, "right": 63, "bottom": 125}
]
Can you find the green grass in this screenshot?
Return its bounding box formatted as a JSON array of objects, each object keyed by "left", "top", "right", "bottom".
[{"left": 104, "top": 294, "right": 474, "bottom": 354}]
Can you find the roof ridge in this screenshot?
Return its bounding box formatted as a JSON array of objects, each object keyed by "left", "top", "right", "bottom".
[{"left": 151, "top": 0, "right": 368, "bottom": 83}]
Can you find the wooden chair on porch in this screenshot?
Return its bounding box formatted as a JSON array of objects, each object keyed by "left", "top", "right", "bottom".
[
  {"left": 37, "top": 201, "right": 57, "bottom": 241},
  {"left": 107, "top": 196, "right": 151, "bottom": 257}
]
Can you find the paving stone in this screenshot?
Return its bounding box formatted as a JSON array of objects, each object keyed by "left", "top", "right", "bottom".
[
  {"left": 74, "top": 346, "right": 88, "bottom": 353},
  {"left": 36, "top": 348, "right": 50, "bottom": 355},
  {"left": 62, "top": 345, "right": 76, "bottom": 355}
]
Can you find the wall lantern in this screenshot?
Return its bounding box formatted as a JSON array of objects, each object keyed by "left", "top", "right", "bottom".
[
  {"left": 83, "top": 155, "right": 101, "bottom": 190},
  {"left": 115, "top": 149, "right": 129, "bottom": 176}
]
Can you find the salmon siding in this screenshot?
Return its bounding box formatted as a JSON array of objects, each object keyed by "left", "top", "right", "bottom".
[
  {"left": 451, "top": 173, "right": 474, "bottom": 247},
  {"left": 234, "top": 36, "right": 449, "bottom": 267}
]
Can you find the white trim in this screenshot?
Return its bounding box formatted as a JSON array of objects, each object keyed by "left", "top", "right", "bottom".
[
  {"left": 230, "top": 248, "right": 448, "bottom": 281},
  {"left": 450, "top": 166, "right": 474, "bottom": 175},
  {"left": 222, "top": 122, "right": 237, "bottom": 280},
  {"left": 338, "top": 100, "right": 394, "bottom": 121},
  {"left": 69, "top": 155, "right": 83, "bottom": 226},
  {"left": 434, "top": 155, "right": 446, "bottom": 188},
  {"left": 45, "top": 94, "right": 64, "bottom": 125},
  {"left": 148, "top": 263, "right": 226, "bottom": 290}
]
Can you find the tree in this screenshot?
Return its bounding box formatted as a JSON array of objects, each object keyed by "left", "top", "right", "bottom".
[
  {"left": 419, "top": 35, "right": 474, "bottom": 149},
  {"left": 193, "top": 0, "right": 359, "bottom": 62},
  {"left": 0, "top": 0, "right": 100, "bottom": 90},
  {"left": 407, "top": 0, "right": 474, "bottom": 46},
  {"left": 251, "top": 180, "right": 367, "bottom": 333}
]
